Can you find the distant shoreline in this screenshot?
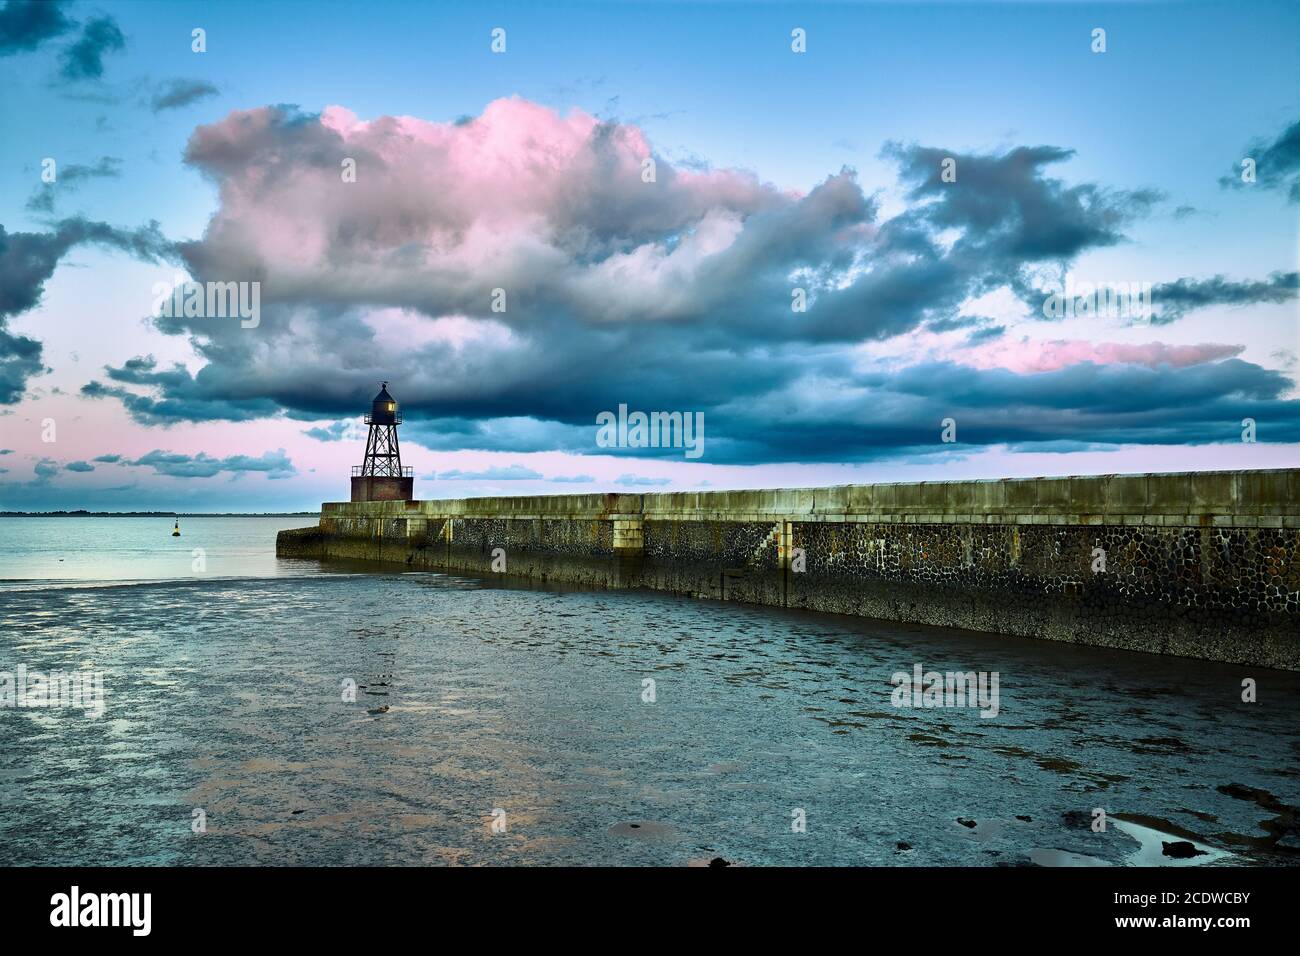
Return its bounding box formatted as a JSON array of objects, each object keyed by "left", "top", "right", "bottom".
[{"left": 0, "top": 512, "right": 317, "bottom": 517}]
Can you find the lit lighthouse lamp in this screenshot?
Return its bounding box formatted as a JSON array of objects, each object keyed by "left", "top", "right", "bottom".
[{"left": 350, "top": 381, "right": 415, "bottom": 502}]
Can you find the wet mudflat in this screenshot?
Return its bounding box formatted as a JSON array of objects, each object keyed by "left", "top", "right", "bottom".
[{"left": 1, "top": 570, "right": 1296, "bottom": 866}]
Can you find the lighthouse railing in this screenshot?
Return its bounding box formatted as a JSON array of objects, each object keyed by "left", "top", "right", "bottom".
[{"left": 352, "top": 465, "right": 413, "bottom": 477}]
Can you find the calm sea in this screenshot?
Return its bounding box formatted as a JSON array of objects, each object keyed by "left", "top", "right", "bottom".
[{"left": 0, "top": 516, "right": 1296, "bottom": 866}]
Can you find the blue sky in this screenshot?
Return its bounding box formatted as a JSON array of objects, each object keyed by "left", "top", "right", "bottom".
[{"left": 1, "top": 0, "right": 1297, "bottom": 510}]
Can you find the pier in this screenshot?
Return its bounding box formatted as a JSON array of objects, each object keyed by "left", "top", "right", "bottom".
[{"left": 278, "top": 468, "right": 1300, "bottom": 670}]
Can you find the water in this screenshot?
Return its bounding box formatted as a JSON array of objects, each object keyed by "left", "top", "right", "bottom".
[
  {"left": 0, "top": 516, "right": 317, "bottom": 585},
  {"left": 1, "top": 517, "right": 1297, "bottom": 866}
]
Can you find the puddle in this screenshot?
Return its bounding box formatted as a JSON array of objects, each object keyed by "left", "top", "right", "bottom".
[
  {"left": 1031, "top": 818, "right": 1235, "bottom": 867},
  {"left": 1113, "top": 819, "right": 1234, "bottom": 866}
]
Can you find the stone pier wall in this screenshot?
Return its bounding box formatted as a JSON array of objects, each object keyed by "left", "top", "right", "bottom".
[{"left": 277, "top": 469, "right": 1300, "bottom": 670}]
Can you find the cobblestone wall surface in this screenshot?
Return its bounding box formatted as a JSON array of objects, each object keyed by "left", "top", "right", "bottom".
[{"left": 280, "top": 470, "right": 1300, "bottom": 669}]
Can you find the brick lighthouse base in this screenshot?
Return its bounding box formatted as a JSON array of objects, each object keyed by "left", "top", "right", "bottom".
[{"left": 350, "top": 476, "right": 414, "bottom": 502}]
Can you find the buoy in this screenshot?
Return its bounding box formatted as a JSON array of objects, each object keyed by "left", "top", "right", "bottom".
[{"left": 172, "top": 518, "right": 181, "bottom": 537}]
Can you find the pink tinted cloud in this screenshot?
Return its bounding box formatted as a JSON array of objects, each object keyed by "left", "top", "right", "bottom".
[
  {"left": 180, "top": 97, "right": 791, "bottom": 319},
  {"left": 960, "top": 339, "right": 1244, "bottom": 373}
]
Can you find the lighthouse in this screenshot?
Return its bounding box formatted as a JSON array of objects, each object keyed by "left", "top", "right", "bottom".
[{"left": 350, "top": 382, "right": 414, "bottom": 502}]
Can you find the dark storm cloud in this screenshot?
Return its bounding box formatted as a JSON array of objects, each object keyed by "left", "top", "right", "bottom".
[
  {"left": 1149, "top": 271, "right": 1299, "bottom": 324},
  {"left": 883, "top": 143, "right": 1163, "bottom": 264},
  {"left": 52, "top": 155, "right": 121, "bottom": 183},
  {"left": 0, "top": 328, "right": 44, "bottom": 405},
  {"left": 391, "top": 352, "right": 1298, "bottom": 465},
  {"left": 868, "top": 358, "right": 1285, "bottom": 412},
  {"left": 965, "top": 325, "right": 1006, "bottom": 344},
  {"left": 64, "top": 460, "right": 93, "bottom": 472},
  {"left": 884, "top": 142, "right": 1170, "bottom": 330},
  {"left": 401, "top": 416, "right": 593, "bottom": 455},
  {"left": 81, "top": 356, "right": 279, "bottom": 424},
  {"left": 436, "top": 465, "right": 543, "bottom": 480},
  {"left": 58, "top": 14, "right": 124, "bottom": 80},
  {"left": 0, "top": 0, "right": 71, "bottom": 55},
  {"left": 926, "top": 314, "right": 989, "bottom": 334},
  {"left": 76, "top": 100, "right": 1300, "bottom": 462},
  {"left": 303, "top": 422, "right": 349, "bottom": 442},
  {"left": 1220, "top": 117, "right": 1300, "bottom": 203},
  {"left": 151, "top": 79, "right": 219, "bottom": 112},
  {"left": 708, "top": 359, "right": 1299, "bottom": 464},
  {"left": 0, "top": 218, "right": 173, "bottom": 318},
  {"left": 26, "top": 156, "right": 123, "bottom": 212},
  {"left": 0, "top": 218, "right": 176, "bottom": 403},
  {"left": 125, "top": 449, "right": 296, "bottom": 480}
]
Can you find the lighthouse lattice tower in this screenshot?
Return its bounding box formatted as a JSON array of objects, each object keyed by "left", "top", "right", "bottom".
[{"left": 350, "top": 382, "right": 415, "bottom": 502}]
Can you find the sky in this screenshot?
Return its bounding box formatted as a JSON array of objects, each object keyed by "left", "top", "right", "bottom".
[{"left": 0, "top": 0, "right": 1297, "bottom": 512}]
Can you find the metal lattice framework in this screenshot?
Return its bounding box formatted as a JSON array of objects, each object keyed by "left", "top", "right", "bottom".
[{"left": 355, "top": 422, "right": 411, "bottom": 477}]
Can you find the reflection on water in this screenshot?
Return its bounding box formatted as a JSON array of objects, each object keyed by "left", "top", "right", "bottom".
[{"left": 0, "top": 520, "right": 1297, "bottom": 866}]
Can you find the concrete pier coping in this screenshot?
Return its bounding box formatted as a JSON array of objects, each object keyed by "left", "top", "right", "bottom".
[{"left": 320, "top": 468, "right": 1300, "bottom": 525}]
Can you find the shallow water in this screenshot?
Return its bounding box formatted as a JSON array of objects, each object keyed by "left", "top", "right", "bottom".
[
  {"left": 0, "top": 518, "right": 1297, "bottom": 866},
  {"left": 0, "top": 516, "right": 315, "bottom": 584}
]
